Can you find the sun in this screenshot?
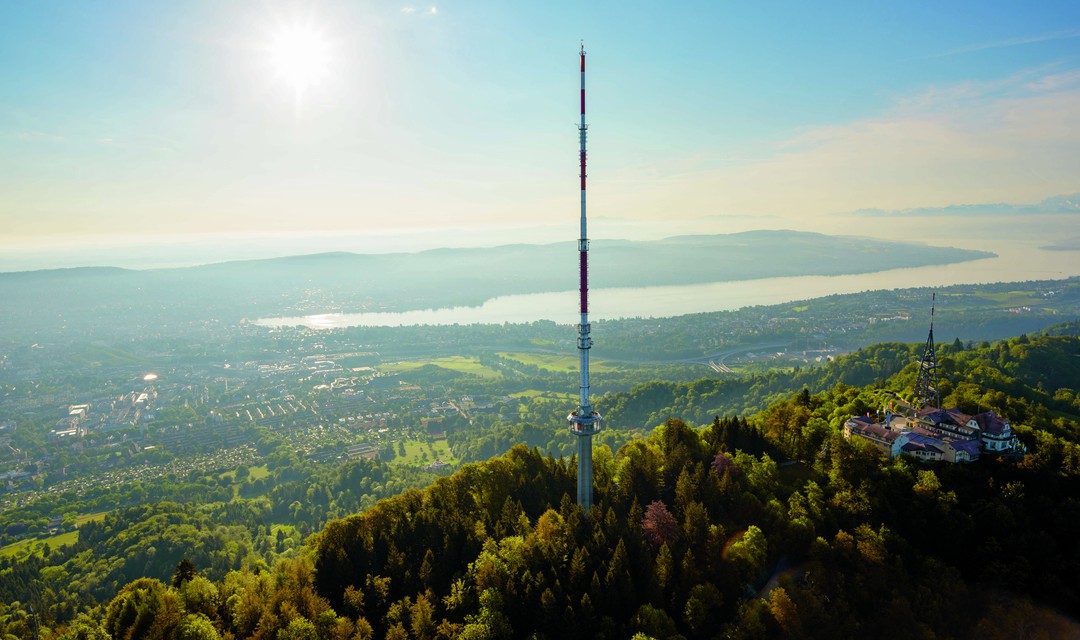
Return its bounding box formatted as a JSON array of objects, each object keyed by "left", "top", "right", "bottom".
[{"left": 265, "top": 23, "right": 332, "bottom": 101}]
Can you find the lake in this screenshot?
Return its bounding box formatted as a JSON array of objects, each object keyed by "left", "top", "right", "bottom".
[{"left": 254, "top": 239, "right": 1079, "bottom": 329}]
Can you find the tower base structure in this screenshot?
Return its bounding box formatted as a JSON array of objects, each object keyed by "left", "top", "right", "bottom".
[{"left": 569, "top": 410, "right": 602, "bottom": 512}]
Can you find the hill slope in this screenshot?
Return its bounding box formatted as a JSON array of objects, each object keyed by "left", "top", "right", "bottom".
[
  {"left": 303, "top": 333, "right": 1080, "bottom": 638},
  {"left": 10, "top": 331, "right": 1078, "bottom": 640}
]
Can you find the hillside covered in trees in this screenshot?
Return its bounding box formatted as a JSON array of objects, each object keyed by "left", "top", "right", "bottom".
[{"left": 5, "top": 330, "right": 1080, "bottom": 639}]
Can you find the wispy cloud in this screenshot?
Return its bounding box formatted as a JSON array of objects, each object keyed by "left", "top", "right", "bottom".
[
  {"left": 933, "top": 28, "right": 1080, "bottom": 58},
  {"left": 1025, "top": 69, "right": 1080, "bottom": 93},
  {"left": 608, "top": 67, "right": 1080, "bottom": 223},
  {"left": 5, "top": 129, "right": 67, "bottom": 143},
  {"left": 401, "top": 5, "right": 437, "bottom": 15},
  {"left": 885, "top": 65, "right": 1076, "bottom": 114}
]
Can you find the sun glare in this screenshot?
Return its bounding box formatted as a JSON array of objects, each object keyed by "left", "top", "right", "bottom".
[{"left": 265, "top": 23, "right": 332, "bottom": 101}]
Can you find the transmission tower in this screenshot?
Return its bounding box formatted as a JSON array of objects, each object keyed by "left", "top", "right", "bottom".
[
  {"left": 912, "top": 293, "right": 941, "bottom": 409},
  {"left": 567, "top": 43, "right": 601, "bottom": 513}
]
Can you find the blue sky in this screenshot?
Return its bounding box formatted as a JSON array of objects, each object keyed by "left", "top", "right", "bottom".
[{"left": 2, "top": 1, "right": 1079, "bottom": 259}]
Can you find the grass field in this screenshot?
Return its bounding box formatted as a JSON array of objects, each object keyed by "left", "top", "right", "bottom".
[
  {"left": 978, "top": 292, "right": 1042, "bottom": 305},
  {"left": 0, "top": 530, "right": 79, "bottom": 560},
  {"left": 498, "top": 351, "right": 619, "bottom": 373},
  {"left": 510, "top": 389, "right": 576, "bottom": 401},
  {"left": 221, "top": 464, "right": 272, "bottom": 498},
  {"left": 390, "top": 437, "right": 457, "bottom": 468},
  {"left": 942, "top": 290, "right": 1042, "bottom": 308},
  {"left": 0, "top": 509, "right": 107, "bottom": 560},
  {"left": 77, "top": 511, "right": 108, "bottom": 526},
  {"left": 381, "top": 356, "right": 502, "bottom": 379}
]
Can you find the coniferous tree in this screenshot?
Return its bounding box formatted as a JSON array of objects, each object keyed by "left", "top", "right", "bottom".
[{"left": 171, "top": 558, "right": 197, "bottom": 588}]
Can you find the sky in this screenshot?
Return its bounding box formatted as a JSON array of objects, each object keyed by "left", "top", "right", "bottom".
[{"left": 2, "top": 1, "right": 1079, "bottom": 267}]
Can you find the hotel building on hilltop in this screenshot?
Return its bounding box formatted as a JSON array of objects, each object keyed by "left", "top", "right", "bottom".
[{"left": 844, "top": 406, "right": 1022, "bottom": 463}]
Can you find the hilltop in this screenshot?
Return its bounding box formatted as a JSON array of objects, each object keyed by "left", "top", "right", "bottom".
[{"left": 3, "top": 328, "right": 1078, "bottom": 639}]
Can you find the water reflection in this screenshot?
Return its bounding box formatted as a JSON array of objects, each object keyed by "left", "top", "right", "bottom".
[{"left": 254, "top": 240, "right": 1078, "bottom": 329}]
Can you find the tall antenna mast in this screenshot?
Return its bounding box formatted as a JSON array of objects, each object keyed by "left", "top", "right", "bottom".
[
  {"left": 913, "top": 292, "right": 941, "bottom": 409},
  {"left": 568, "top": 42, "right": 601, "bottom": 513}
]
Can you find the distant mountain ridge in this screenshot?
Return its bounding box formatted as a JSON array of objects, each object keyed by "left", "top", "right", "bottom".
[
  {"left": 2, "top": 230, "right": 990, "bottom": 277},
  {"left": 0, "top": 230, "right": 994, "bottom": 334},
  {"left": 853, "top": 192, "right": 1080, "bottom": 217}
]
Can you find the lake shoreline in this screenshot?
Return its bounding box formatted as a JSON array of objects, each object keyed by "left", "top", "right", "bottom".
[{"left": 254, "top": 241, "right": 1080, "bottom": 329}]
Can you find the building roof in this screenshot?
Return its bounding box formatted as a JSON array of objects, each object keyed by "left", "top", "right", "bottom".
[
  {"left": 918, "top": 407, "right": 984, "bottom": 434},
  {"left": 917, "top": 407, "right": 953, "bottom": 426},
  {"left": 902, "top": 443, "right": 940, "bottom": 455},
  {"left": 849, "top": 421, "right": 900, "bottom": 443},
  {"left": 906, "top": 432, "right": 946, "bottom": 449},
  {"left": 944, "top": 408, "right": 973, "bottom": 426},
  {"left": 973, "top": 410, "right": 1009, "bottom": 435},
  {"left": 951, "top": 439, "right": 983, "bottom": 457}
]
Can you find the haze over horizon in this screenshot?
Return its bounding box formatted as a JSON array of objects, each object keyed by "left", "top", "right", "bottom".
[{"left": 2, "top": 2, "right": 1079, "bottom": 270}]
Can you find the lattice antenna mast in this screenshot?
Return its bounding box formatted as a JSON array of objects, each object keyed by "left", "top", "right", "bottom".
[
  {"left": 568, "top": 43, "right": 601, "bottom": 513},
  {"left": 912, "top": 292, "right": 941, "bottom": 409}
]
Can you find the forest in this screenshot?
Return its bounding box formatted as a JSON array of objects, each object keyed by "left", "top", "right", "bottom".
[{"left": 2, "top": 329, "right": 1079, "bottom": 639}]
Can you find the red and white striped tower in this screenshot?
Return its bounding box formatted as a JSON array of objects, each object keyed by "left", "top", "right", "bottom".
[{"left": 568, "top": 43, "right": 601, "bottom": 513}]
